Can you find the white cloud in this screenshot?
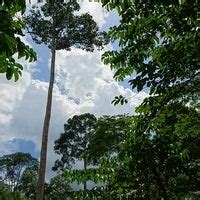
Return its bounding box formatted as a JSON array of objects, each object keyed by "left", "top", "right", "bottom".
[
  {"left": 0, "top": 62, "right": 34, "bottom": 127},
  {"left": 0, "top": 139, "right": 19, "bottom": 155},
  {"left": 78, "top": 1, "right": 108, "bottom": 28}
]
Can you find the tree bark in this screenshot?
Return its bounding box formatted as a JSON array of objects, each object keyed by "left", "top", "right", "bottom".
[{"left": 36, "top": 38, "right": 56, "bottom": 200}]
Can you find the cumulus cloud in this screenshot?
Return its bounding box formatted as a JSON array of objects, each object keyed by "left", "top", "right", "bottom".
[
  {"left": 0, "top": 139, "right": 19, "bottom": 155},
  {"left": 78, "top": 1, "right": 108, "bottom": 28}
]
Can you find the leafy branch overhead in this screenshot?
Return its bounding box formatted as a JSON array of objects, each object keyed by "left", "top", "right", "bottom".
[
  {"left": 102, "top": 0, "right": 199, "bottom": 105},
  {"left": 0, "top": 0, "right": 36, "bottom": 81}
]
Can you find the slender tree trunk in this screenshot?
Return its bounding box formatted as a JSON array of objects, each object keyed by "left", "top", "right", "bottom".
[
  {"left": 36, "top": 38, "right": 56, "bottom": 200},
  {"left": 83, "top": 157, "right": 87, "bottom": 190}
]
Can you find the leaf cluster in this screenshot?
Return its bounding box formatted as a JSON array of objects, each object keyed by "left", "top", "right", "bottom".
[
  {"left": 0, "top": 0, "right": 36, "bottom": 81},
  {"left": 102, "top": 0, "right": 199, "bottom": 104},
  {"left": 0, "top": 186, "right": 31, "bottom": 200}
]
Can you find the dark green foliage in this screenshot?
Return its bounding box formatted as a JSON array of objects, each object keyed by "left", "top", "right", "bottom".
[
  {"left": 0, "top": 0, "right": 36, "bottom": 81},
  {"left": 16, "top": 169, "right": 38, "bottom": 199},
  {"left": 0, "top": 186, "right": 30, "bottom": 200},
  {"left": 102, "top": 1, "right": 200, "bottom": 130},
  {"left": 86, "top": 115, "right": 133, "bottom": 164},
  {"left": 53, "top": 113, "right": 97, "bottom": 171},
  {"left": 26, "top": 1, "right": 106, "bottom": 51},
  {"left": 119, "top": 104, "right": 200, "bottom": 199},
  {"left": 45, "top": 174, "right": 72, "bottom": 200},
  {"left": 101, "top": 3, "right": 200, "bottom": 166},
  {"left": 64, "top": 108, "right": 200, "bottom": 199},
  {"left": 98, "top": 1, "right": 200, "bottom": 198},
  {"left": 102, "top": 0, "right": 199, "bottom": 97},
  {"left": 91, "top": 1, "right": 200, "bottom": 198},
  {"left": 0, "top": 152, "right": 38, "bottom": 190}
]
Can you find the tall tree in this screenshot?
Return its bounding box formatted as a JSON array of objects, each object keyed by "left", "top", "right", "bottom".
[
  {"left": 26, "top": 1, "right": 106, "bottom": 199},
  {"left": 0, "top": 152, "right": 38, "bottom": 191},
  {"left": 0, "top": 0, "right": 36, "bottom": 81},
  {"left": 53, "top": 113, "right": 97, "bottom": 190}
]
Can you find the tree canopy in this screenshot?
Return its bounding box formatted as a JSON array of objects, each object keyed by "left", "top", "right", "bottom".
[
  {"left": 53, "top": 113, "right": 97, "bottom": 171},
  {"left": 102, "top": 0, "right": 199, "bottom": 97},
  {"left": 26, "top": 1, "right": 106, "bottom": 51},
  {"left": 86, "top": 115, "right": 133, "bottom": 165},
  {"left": 0, "top": 152, "right": 38, "bottom": 190}
]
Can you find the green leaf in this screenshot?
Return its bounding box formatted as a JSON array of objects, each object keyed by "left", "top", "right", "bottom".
[
  {"left": 6, "top": 67, "right": 13, "bottom": 80},
  {"left": 14, "top": 70, "right": 19, "bottom": 82}
]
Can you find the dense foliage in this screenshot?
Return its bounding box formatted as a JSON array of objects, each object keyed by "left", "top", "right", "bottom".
[
  {"left": 16, "top": 169, "right": 38, "bottom": 199},
  {"left": 63, "top": 110, "right": 200, "bottom": 199},
  {"left": 61, "top": 0, "right": 200, "bottom": 199},
  {"left": 0, "top": 152, "right": 38, "bottom": 191},
  {"left": 0, "top": 186, "right": 30, "bottom": 200},
  {"left": 0, "top": 0, "right": 36, "bottom": 81},
  {"left": 45, "top": 174, "right": 72, "bottom": 200},
  {"left": 85, "top": 115, "right": 133, "bottom": 164},
  {"left": 102, "top": 0, "right": 199, "bottom": 99}
]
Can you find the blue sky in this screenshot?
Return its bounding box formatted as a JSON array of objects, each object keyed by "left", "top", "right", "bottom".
[{"left": 0, "top": 0, "right": 147, "bottom": 180}]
